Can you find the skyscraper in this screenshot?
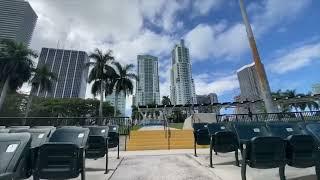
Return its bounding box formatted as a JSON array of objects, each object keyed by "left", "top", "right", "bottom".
[
  {"left": 0, "top": 0, "right": 37, "bottom": 45},
  {"left": 170, "top": 39, "right": 197, "bottom": 105},
  {"left": 134, "top": 55, "right": 160, "bottom": 106},
  {"left": 312, "top": 83, "right": 320, "bottom": 95},
  {"left": 237, "top": 62, "right": 265, "bottom": 113},
  {"left": 106, "top": 91, "right": 126, "bottom": 116},
  {"left": 31, "top": 48, "right": 89, "bottom": 99}
]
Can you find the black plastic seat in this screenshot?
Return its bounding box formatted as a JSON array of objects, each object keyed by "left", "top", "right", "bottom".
[
  {"left": 33, "top": 127, "right": 89, "bottom": 180},
  {"left": 108, "top": 125, "right": 120, "bottom": 159},
  {"left": 0, "top": 133, "right": 31, "bottom": 180},
  {"left": 233, "top": 122, "right": 286, "bottom": 180},
  {"left": 0, "top": 129, "right": 10, "bottom": 133},
  {"left": 207, "top": 123, "right": 239, "bottom": 167},
  {"left": 9, "top": 126, "right": 30, "bottom": 133},
  {"left": 84, "top": 126, "right": 109, "bottom": 173},
  {"left": 193, "top": 123, "right": 210, "bottom": 156},
  {"left": 267, "top": 122, "right": 318, "bottom": 179}
]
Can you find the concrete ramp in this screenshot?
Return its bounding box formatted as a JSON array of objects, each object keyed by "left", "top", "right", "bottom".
[{"left": 183, "top": 113, "right": 217, "bottom": 130}]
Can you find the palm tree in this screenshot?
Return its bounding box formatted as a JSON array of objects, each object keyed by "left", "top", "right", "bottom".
[
  {"left": 111, "top": 62, "right": 138, "bottom": 117},
  {"left": 88, "top": 49, "right": 115, "bottom": 119},
  {"left": 25, "top": 65, "right": 57, "bottom": 118},
  {"left": 162, "top": 96, "right": 171, "bottom": 105},
  {"left": 0, "top": 39, "right": 37, "bottom": 111}
]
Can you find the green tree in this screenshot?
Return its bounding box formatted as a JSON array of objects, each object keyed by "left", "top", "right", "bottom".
[
  {"left": 25, "top": 66, "right": 57, "bottom": 118},
  {"left": 112, "top": 62, "right": 138, "bottom": 117},
  {"left": 88, "top": 49, "right": 115, "bottom": 119},
  {"left": 0, "top": 39, "right": 37, "bottom": 111},
  {"left": 162, "top": 96, "right": 171, "bottom": 105}
]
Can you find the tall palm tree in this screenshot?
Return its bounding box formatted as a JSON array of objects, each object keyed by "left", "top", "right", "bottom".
[
  {"left": 0, "top": 39, "right": 37, "bottom": 111},
  {"left": 25, "top": 65, "right": 57, "bottom": 118},
  {"left": 112, "top": 62, "right": 138, "bottom": 117},
  {"left": 162, "top": 96, "right": 171, "bottom": 105},
  {"left": 88, "top": 49, "right": 115, "bottom": 119}
]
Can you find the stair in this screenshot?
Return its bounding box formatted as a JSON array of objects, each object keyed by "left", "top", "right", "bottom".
[{"left": 127, "top": 130, "right": 208, "bottom": 151}]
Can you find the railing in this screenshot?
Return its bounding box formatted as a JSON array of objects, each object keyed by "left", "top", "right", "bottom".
[
  {"left": 216, "top": 111, "right": 320, "bottom": 123},
  {"left": 0, "top": 117, "right": 131, "bottom": 135}
]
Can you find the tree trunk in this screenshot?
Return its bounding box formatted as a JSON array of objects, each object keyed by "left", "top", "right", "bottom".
[
  {"left": 0, "top": 77, "right": 10, "bottom": 112},
  {"left": 23, "top": 95, "right": 34, "bottom": 125},
  {"left": 99, "top": 81, "right": 104, "bottom": 124},
  {"left": 114, "top": 92, "right": 118, "bottom": 117}
]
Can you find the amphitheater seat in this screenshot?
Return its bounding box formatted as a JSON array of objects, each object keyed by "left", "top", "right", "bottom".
[
  {"left": 233, "top": 122, "right": 286, "bottom": 180},
  {"left": 193, "top": 123, "right": 210, "bottom": 156},
  {"left": 207, "top": 123, "right": 239, "bottom": 167},
  {"left": 0, "top": 133, "right": 31, "bottom": 179},
  {"left": 84, "top": 126, "right": 109, "bottom": 173},
  {"left": 33, "top": 126, "right": 89, "bottom": 180},
  {"left": 267, "top": 122, "right": 318, "bottom": 179}
]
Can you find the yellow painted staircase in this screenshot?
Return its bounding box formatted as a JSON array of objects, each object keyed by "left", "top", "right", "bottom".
[{"left": 127, "top": 130, "right": 208, "bottom": 151}]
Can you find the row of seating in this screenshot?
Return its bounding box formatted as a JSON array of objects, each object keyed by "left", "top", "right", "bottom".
[
  {"left": 0, "top": 125, "right": 120, "bottom": 180},
  {"left": 193, "top": 121, "right": 320, "bottom": 180}
]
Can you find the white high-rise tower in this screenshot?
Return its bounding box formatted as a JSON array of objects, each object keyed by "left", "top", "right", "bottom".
[{"left": 170, "top": 39, "right": 197, "bottom": 105}]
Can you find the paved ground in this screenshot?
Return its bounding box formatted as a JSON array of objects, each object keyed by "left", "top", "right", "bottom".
[{"left": 28, "top": 148, "right": 319, "bottom": 180}]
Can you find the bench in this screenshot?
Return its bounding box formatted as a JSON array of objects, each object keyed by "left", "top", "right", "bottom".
[{"left": 207, "top": 123, "right": 239, "bottom": 167}]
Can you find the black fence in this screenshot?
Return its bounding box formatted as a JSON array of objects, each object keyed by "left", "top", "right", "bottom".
[
  {"left": 217, "top": 111, "right": 320, "bottom": 123},
  {"left": 0, "top": 117, "right": 131, "bottom": 135}
]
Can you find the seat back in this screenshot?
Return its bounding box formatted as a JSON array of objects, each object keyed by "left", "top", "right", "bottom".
[
  {"left": 35, "top": 127, "right": 89, "bottom": 179},
  {"left": 9, "top": 126, "right": 30, "bottom": 133},
  {"left": 267, "top": 122, "right": 302, "bottom": 139},
  {"left": 0, "top": 133, "right": 31, "bottom": 179},
  {"left": 108, "top": 125, "right": 119, "bottom": 148},
  {"left": 0, "top": 129, "right": 10, "bottom": 133},
  {"left": 48, "top": 127, "right": 89, "bottom": 147},
  {"left": 286, "top": 135, "right": 315, "bottom": 168},
  {"left": 193, "top": 123, "right": 210, "bottom": 145},
  {"left": 28, "top": 128, "right": 54, "bottom": 148},
  {"left": 233, "top": 122, "right": 270, "bottom": 141},
  {"left": 249, "top": 136, "right": 286, "bottom": 168},
  {"left": 84, "top": 126, "right": 109, "bottom": 159},
  {"left": 214, "top": 131, "right": 238, "bottom": 152}
]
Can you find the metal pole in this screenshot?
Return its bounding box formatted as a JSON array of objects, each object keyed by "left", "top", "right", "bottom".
[{"left": 239, "top": 0, "right": 277, "bottom": 113}]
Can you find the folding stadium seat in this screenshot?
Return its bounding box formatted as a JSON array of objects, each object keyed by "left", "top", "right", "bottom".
[
  {"left": 108, "top": 125, "right": 120, "bottom": 159},
  {"left": 193, "top": 123, "right": 210, "bottom": 156},
  {"left": 84, "top": 126, "right": 109, "bottom": 173},
  {"left": 0, "top": 133, "right": 31, "bottom": 179},
  {"left": 9, "top": 126, "right": 30, "bottom": 133},
  {"left": 207, "top": 123, "right": 239, "bottom": 167},
  {"left": 33, "top": 127, "right": 89, "bottom": 180},
  {"left": 267, "top": 122, "right": 319, "bottom": 180},
  {"left": 233, "top": 122, "right": 286, "bottom": 180}
]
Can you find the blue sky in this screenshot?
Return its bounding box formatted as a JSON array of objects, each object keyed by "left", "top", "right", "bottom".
[{"left": 26, "top": 0, "right": 320, "bottom": 114}]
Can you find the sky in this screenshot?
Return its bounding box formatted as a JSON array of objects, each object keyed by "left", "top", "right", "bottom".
[{"left": 25, "top": 0, "right": 320, "bottom": 115}]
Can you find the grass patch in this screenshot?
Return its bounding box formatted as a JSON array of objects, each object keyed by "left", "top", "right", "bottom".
[
  {"left": 131, "top": 125, "right": 142, "bottom": 131},
  {"left": 169, "top": 123, "right": 184, "bottom": 129}
]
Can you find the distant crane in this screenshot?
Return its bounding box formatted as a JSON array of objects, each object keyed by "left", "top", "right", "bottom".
[{"left": 238, "top": 0, "right": 277, "bottom": 113}]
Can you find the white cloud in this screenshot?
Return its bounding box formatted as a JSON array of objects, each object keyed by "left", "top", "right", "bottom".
[
  {"left": 193, "top": 74, "right": 239, "bottom": 96},
  {"left": 185, "top": 23, "right": 248, "bottom": 61},
  {"left": 185, "top": 0, "right": 311, "bottom": 62},
  {"left": 192, "top": 0, "right": 222, "bottom": 16},
  {"left": 269, "top": 42, "right": 320, "bottom": 74}
]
